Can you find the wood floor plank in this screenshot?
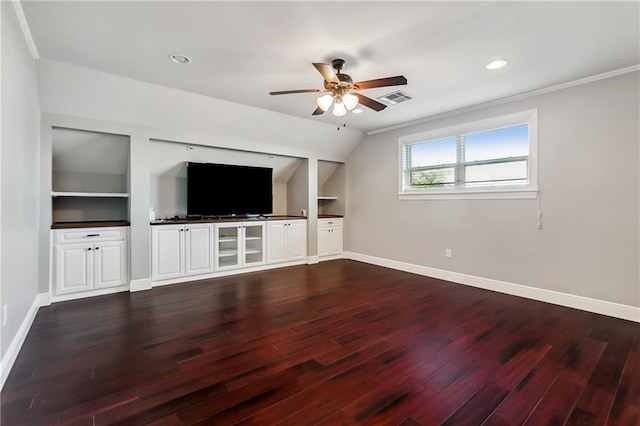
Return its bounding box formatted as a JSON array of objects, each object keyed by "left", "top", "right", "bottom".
[
  {"left": 607, "top": 333, "right": 640, "bottom": 425},
  {"left": 1, "top": 260, "right": 637, "bottom": 425}
]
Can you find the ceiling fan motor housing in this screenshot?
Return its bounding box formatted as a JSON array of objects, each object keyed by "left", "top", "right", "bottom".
[{"left": 331, "top": 58, "right": 346, "bottom": 72}]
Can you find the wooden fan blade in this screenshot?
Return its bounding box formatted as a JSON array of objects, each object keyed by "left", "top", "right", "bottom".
[
  {"left": 354, "top": 75, "right": 407, "bottom": 90},
  {"left": 356, "top": 94, "right": 387, "bottom": 112},
  {"left": 312, "top": 63, "right": 339, "bottom": 84},
  {"left": 269, "top": 89, "right": 321, "bottom": 95},
  {"left": 312, "top": 106, "right": 325, "bottom": 116}
]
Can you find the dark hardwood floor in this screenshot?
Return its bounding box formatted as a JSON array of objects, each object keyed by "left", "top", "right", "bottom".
[{"left": 1, "top": 260, "right": 638, "bottom": 425}]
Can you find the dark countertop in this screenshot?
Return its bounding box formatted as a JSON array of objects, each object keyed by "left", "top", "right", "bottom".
[
  {"left": 51, "top": 220, "right": 130, "bottom": 229},
  {"left": 150, "top": 215, "right": 308, "bottom": 225},
  {"left": 51, "top": 215, "right": 343, "bottom": 229}
]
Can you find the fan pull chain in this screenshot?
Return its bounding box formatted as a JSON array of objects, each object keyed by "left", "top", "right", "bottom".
[{"left": 337, "top": 115, "right": 347, "bottom": 131}]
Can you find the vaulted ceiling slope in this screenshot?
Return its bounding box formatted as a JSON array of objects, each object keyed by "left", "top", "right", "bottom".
[{"left": 21, "top": 1, "right": 640, "bottom": 133}]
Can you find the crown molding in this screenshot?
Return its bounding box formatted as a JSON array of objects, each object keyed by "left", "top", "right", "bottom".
[
  {"left": 367, "top": 64, "right": 640, "bottom": 136},
  {"left": 11, "top": 0, "right": 39, "bottom": 60}
]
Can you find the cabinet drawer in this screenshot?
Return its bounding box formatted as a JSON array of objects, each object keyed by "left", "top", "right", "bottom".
[
  {"left": 318, "top": 218, "right": 343, "bottom": 228},
  {"left": 54, "top": 227, "right": 127, "bottom": 244}
]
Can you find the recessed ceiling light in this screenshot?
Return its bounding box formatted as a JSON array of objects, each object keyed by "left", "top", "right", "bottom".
[
  {"left": 486, "top": 59, "right": 508, "bottom": 70},
  {"left": 169, "top": 54, "right": 192, "bottom": 65},
  {"left": 352, "top": 108, "right": 363, "bottom": 114}
]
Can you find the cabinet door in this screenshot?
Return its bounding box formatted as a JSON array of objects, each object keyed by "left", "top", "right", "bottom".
[
  {"left": 55, "top": 243, "right": 93, "bottom": 295},
  {"left": 331, "top": 226, "right": 344, "bottom": 255},
  {"left": 185, "top": 224, "right": 214, "bottom": 276},
  {"left": 323, "top": 227, "right": 344, "bottom": 255},
  {"left": 243, "top": 222, "right": 266, "bottom": 267},
  {"left": 286, "top": 220, "right": 307, "bottom": 261},
  {"left": 94, "top": 240, "right": 127, "bottom": 289},
  {"left": 266, "top": 221, "right": 288, "bottom": 264},
  {"left": 215, "top": 223, "right": 241, "bottom": 270},
  {"left": 151, "top": 225, "right": 184, "bottom": 281},
  {"left": 318, "top": 227, "right": 332, "bottom": 257}
]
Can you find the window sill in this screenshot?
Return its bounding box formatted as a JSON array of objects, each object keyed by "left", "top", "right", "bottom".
[{"left": 398, "top": 187, "right": 538, "bottom": 200}]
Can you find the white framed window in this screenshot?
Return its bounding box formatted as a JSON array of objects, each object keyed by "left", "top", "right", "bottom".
[{"left": 398, "top": 110, "right": 538, "bottom": 200}]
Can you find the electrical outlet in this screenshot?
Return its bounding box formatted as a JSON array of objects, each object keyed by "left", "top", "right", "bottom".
[
  {"left": 3, "top": 304, "right": 7, "bottom": 327},
  {"left": 445, "top": 249, "right": 452, "bottom": 258}
]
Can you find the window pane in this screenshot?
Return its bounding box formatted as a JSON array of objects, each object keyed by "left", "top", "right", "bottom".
[
  {"left": 409, "top": 137, "right": 457, "bottom": 167},
  {"left": 465, "top": 160, "right": 528, "bottom": 186},
  {"left": 465, "top": 124, "right": 528, "bottom": 162},
  {"left": 410, "top": 168, "right": 454, "bottom": 187}
]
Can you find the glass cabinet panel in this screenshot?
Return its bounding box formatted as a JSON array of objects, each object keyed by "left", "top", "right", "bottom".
[
  {"left": 216, "top": 224, "right": 239, "bottom": 270},
  {"left": 244, "top": 223, "right": 265, "bottom": 266}
]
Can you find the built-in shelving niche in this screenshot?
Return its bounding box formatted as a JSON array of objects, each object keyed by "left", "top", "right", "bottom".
[
  {"left": 51, "top": 127, "right": 130, "bottom": 224},
  {"left": 318, "top": 161, "right": 345, "bottom": 216}
]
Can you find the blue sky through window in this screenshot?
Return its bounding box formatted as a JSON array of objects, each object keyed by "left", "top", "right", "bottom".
[
  {"left": 410, "top": 124, "right": 528, "bottom": 168},
  {"left": 410, "top": 137, "right": 456, "bottom": 167},
  {"left": 465, "top": 124, "right": 528, "bottom": 162}
]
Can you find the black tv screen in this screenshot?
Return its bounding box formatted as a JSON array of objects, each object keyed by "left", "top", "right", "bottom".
[{"left": 187, "top": 162, "right": 273, "bottom": 216}]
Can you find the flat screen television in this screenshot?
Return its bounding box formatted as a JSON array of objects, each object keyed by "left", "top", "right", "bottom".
[{"left": 187, "top": 162, "right": 273, "bottom": 216}]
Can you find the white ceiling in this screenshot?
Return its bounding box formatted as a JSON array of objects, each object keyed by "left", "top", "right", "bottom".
[{"left": 21, "top": 1, "right": 640, "bottom": 133}]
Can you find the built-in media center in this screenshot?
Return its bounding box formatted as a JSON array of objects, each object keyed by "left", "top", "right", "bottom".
[{"left": 49, "top": 129, "right": 344, "bottom": 302}]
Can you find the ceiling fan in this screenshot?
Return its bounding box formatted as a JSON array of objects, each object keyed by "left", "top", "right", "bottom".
[{"left": 269, "top": 59, "right": 407, "bottom": 116}]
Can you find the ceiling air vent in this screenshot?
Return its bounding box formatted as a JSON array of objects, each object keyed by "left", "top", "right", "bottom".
[{"left": 378, "top": 90, "right": 413, "bottom": 105}]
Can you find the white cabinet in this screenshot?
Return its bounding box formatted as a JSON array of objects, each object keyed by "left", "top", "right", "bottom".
[
  {"left": 53, "top": 227, "right": 128, "bottom": 296},
  {"left": 185, "top": 224, "right": 215, "bottom": 275},
  {"left": 318, "top": 218, "right": 343, "bottom": 258},
  {"left": 267, "top": 220, "right": 307, "bottom": 264},
  {"left": 151, "top": 224, "right": 213, "bottom": 281},
  {"left": 215, "top": 222, "right": 266, "bottom": 271}
]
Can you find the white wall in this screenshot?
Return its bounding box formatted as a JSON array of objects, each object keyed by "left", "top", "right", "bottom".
[
  {"left": 346, "top": 71, "right": 639, "bottom": 308},
  {"left": 1, "top": 2, "right": 41, "bottom": 360}
]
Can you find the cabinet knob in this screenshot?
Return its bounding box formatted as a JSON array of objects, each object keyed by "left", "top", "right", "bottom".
[
  {"left": 95, "top": 247, "right": 100, "bottom": 250},
  {"left": 86, "top": 234, "right": 100, "bottom": 237},
  {"left": 88, "top": 247, "right": 92, "bottom": 251}
]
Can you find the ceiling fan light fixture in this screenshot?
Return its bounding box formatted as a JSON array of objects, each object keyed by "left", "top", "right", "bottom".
[
  {"left": 342, "top": 93, "right": 358, "bottom": 111},
  {"left": 316, "top": 94, "right": 333, "bottom": 111},
  {"left": 333, "top": 100, "right": 347, "bottom": 116}
]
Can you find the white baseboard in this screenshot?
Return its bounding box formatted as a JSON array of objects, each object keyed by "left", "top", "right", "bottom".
[
  {"left": 37, "top": 292, "right": 51, "bottom": 307},
  {"left": 130, "top": 278, "right": 152, "bottom": 292},
  {"left": 50, "top": 285, "right": 128, "bottom": 303},
  {"left": 307, "top": 255, "right": 320, "bottom": 265},
  {"left": 318, "top": 253, "right": 344, "bottom": 262},
  {"left": 344, "top": 251, "right": 640, "bottom": 323},
  {"left": 1, "top": 292, "right": 49, "bottom": 391}
]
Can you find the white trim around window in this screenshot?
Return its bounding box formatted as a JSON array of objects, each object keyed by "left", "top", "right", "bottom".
[{"left": 398, "top": 109, "right": 538, "bottom": 200}]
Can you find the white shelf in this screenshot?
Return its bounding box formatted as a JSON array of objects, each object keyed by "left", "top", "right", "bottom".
[
  {"left": 218, "top": 250, "right": 238, "bottom": 257},
  {"left": 318, "top": 196, "right": 338, "bottom": 200},
  {"left": 218, "top": 237, "right": 237, "bottom": 243},
  {"left": 52, "top": 191, "right": 130, "bottom": 198},
  {"left": 245, "top": 249, "right": 263, "bottom": 255},
  {"left": 245, "top": 236, "right": 262, "bottom": 241}
]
